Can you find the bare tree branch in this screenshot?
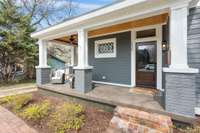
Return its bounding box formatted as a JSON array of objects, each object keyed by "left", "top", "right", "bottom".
[{"left": 20, "top": 0, "right": 77, "bottom": 28}]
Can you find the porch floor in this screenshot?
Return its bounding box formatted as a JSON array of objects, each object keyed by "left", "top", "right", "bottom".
[
  {"left": 39, "top": 83, "right": 164, "bottom": 112},
  {"left": 38, "top": 83, "right": 196, "bottom": 123}
]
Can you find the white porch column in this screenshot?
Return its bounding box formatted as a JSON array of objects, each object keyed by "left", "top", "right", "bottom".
[
  {"left": 76, "top": 29, "right": 91, "bottom": 68},
  {"left": 74, "top": 28, "right": 93, "bottom": 93},
  {"left": 36, "top": 40, "right": 51, "bottom": 85},
  {"left": 163, "top": 4, "right": 198, "bottom": 73},
  {"left": 169, "top": 4, "right": 188, "bottom": 69},
  {"left": 71, "top": 46, "right": 75, "bottom": 66},
  {"left": 38, "top": 40, "right": 49, "bottom": 68}
]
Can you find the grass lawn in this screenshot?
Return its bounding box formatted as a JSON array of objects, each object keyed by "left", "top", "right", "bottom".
[
  {"left": 0, "top": 80, "right": 36, "bottom": 90},
  {"left": 0, "top": 92, "right": 112, "bottom": 133}
]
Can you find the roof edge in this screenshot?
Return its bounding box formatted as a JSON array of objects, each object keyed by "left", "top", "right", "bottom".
[{"left": 31, "top": 0, "right": 146, "bottom": 39}]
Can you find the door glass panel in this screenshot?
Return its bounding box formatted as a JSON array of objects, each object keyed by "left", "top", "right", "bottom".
[{"left": 137, "top": 44, "right": 156, "bottom": 73}]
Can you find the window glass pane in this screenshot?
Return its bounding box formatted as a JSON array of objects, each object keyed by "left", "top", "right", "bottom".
[
  {"left": 136, "top": 29, "right": 156, "bottom": 38},
  {"left": 98, "top": 42, "right": 114, "bottom": 54},
  {"left": 95, "top": 38, "right": 116, "bottom": 58},
  {"left": 137, "top": 44, "right": 156, "bottom": 72}
]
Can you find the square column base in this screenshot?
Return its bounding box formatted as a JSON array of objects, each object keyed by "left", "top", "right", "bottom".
[
  {"left": 164, "top": 72, "right": 196, "bottom": 117},
  {"left": 36, "top": 67, "right": 51, "bottom": 85},
  {"left": 74, "top": 68, "right": 93, "bottom": 93}
]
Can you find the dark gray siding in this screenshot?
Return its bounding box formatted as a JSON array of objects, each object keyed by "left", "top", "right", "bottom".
[
  {"left": 88, "top": 31, "right": 131, "bottom": 85},
  {"left": 165, "top": 73, "right": 196, "bottom": 117},
  {"left": 36, "top": 68, "right": 51, "bottom": 85},
  {"left": 188, "top": 7, "right": 200, "bottom": 107}
]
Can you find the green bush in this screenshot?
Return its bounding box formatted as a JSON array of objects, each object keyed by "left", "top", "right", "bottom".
[
  {"left": 21, "top": 100, "right": 51, "bottom": 121},
  {"left": 179, "top": 126, "right": 200, "bottom": 133},
  {"left": 0, "top": 95, "right": 16, "bottom": 104},
  {"left": 12, "top": 94, "right": 33, "bottom": 111},
  {"left": 0, "top": 94, "right": 32, "bottom": 111},
  {"left": 48, "top": 103, "right": 85, "bottom": 133}
]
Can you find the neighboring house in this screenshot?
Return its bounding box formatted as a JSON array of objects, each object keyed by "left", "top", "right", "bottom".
[
  {"left": 31, "top": 0, "right": 200, "bottom": 118},
  {"left": 0, "top": 64, "right": 24, "bottom": 80}
]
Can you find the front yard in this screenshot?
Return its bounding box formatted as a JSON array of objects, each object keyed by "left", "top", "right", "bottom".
[
  {"left": 0, "top": 80, "right": 36, "bottom": 89},
  {"left": 0, "top": 92, "right": 112, "bottom": 133},
  {"left": 0, "top": 90, "right": 200, "bottom": 133}
]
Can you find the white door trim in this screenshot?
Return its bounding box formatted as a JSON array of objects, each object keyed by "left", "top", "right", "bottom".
[{"left": 131, "top": 25, "right": 163, "bottom": 91}]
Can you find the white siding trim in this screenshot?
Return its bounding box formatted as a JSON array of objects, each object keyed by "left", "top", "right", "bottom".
[
  {"left": 156, "top": 25, "right": 163, "bottom": 91},
  {"left": 71, "top": 46, "right": 75, "bottom": 66},
  {"left": 92, "top": 81, "right": 133, "bottom": 88},
  {"left": 195, "top": 107, "right": 200, "bottom": 115},
  {"left": 131, "top": 30, "right": 136, "bottom": 87}
]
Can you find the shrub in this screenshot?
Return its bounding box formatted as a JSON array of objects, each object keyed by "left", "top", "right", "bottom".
[
  {"left": 179, "top": 126, "right": 200, "bottom": 133},
  {"left": 12, "top": 94, "right": 33, "bottom": 111},
  {"left": 0, "top": 95, "right": 15, "bottom": 104},
  {"left": 48, "top": 103, "right": 85, "bottom": 133},
  {"left": 21, "top": 100, "right": 51, "bottom": 121}
]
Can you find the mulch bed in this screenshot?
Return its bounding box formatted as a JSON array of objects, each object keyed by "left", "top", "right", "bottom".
[
  {"left": 2, "top": 91, "right": 199, "bottom": 133},
  {"left": 2, "top": 92, "right": 113, "bottom": 133}
]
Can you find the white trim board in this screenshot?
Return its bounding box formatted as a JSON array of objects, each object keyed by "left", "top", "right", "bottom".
[{"left": 92, "top": 81, "right": 133, "bottom": 88}]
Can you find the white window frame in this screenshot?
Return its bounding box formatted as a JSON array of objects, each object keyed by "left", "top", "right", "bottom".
[{"left": 94, "top": 38, "right": 117, "bottom": 58}]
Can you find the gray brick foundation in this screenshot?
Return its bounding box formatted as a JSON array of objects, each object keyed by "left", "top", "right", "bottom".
[
  {"left": 74, "top": 68, "right": 93, "bottom": 93},
  {"left": 164, "top": 72, "right": 196, "bottom": 117},
  {"left": 36, "top": 67, "right": 51, "bottom": 85},
  {"left": 188, "top": 7, "right": 200, "bottom": 109}
]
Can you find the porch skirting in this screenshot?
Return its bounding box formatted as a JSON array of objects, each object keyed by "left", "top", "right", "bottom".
[{"left": 164, "top": 72, "right": 196, "bottom": 117}]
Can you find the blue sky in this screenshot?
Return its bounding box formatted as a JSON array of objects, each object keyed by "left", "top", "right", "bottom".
[
  {"left": 33, "top": 0, "right": 118, "bottom": 29},
  {"left": 70, "top": 0, "right": 117, "bottom": 14}
]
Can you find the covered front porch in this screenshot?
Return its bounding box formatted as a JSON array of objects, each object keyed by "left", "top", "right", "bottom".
[{"left": 32, "top": 0, "right": 199, "bottom": 118}]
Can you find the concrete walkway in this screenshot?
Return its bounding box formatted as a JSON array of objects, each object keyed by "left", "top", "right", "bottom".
[
  {"left": 0, "top": 85, "right": 37, "bottom": 98},
  {"left": 0, "top": 106, "right": 38, "bottom": 133}
]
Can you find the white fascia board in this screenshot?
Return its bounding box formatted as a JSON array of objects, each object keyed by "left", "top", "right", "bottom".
[{"left": 31, "top": 0, "right": 147, "bottom": 39}]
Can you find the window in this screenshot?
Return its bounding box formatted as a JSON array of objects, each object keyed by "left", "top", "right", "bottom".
[
  {"left": 95, "top": 38, "right": 117, "bottom": 58},
  {"left": 136, "top": 29, "right": 156, "bottom": 39}
]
